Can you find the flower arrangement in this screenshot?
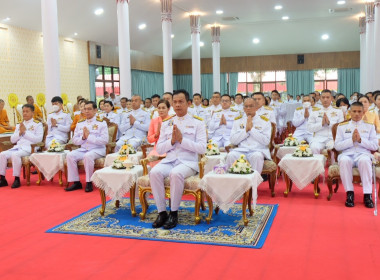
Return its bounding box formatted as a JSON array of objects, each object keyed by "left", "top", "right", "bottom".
[
  {"left": 228, "top": 155, "right": 253, "bottom": 174},
  {"left": 112, "top": 156, "right": 126, "bottom": 169},
  {"left": 119, "top": 141, "right": 136, "bottom": 155},
  {"left": 47, "top": 139, "right": 64, "bottom": 152},
  {"left": 284, "top": 134, "right": 299, "bottom": 147},
  {"left": 292, "top": 141, "right": 313, "bottom": 157},
  {"left": 206, "top": 140, "right": 220, "bottom": 156}
]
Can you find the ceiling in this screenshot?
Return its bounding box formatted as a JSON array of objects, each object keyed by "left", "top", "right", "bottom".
[{"left": 0, "top": 0, "right": 365, "bottom": 59}]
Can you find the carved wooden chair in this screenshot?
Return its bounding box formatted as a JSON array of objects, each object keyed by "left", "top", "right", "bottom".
[
  {"left": 327, "top": 122, "right": 380, "bottom": 200},
  {"left": 137, "top": 155, "right": 208, "bottom": 225},
  {"left": 0, "top": 122, "right": 48, "bottom": 185},
  {"left": 63, "top": 122, "right": 118, "bottom": 186}
]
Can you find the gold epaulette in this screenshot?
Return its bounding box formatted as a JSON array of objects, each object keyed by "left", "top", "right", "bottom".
[
  {"left": 333, "top": 106, "right": 339, "bottom": 109},
  {"left": 234, "top": 115, "right": 243, "bottom": 120},
  {"left": 96, "top": 117, "right": 104, "bottom": 122},
  {"left": 202, "top": 105, "right": 208, "bottom": 108},
  {"left": 163, "top": 115, "right": 175, "bottom": 122},
  {"left": 312, "top": 107, "right": 321, "bottom": 111},
  {"left": 193, "top": 115, "right": 203, "bottom": 121},
  {"left": 338, "top": 121, "right": 349, "bottom": 126},
  {"left": 296, "top": 107, "right": 303, "bottom": 110},
  {"left": 190, "top": 105, "right": 194, "bottom": 108},
  {"left": 260, "top": 115, "right": 269, "bottom": 122},
  {"left": 33, "top": 120, "right": 40, "bottom": 123},
  {"left": 230, "top": 108, "right": 238, "bottom": 112},
  {"left": 214, "top": 109, "right": 222, "bottom": 113},
  {"left": 78, "top": 119, "right": 85, "bottom": 123},
  {"left": 264, "top": 106, "right": 273, "bottom": 111},
  {"left": 364, "top": 120, "right": 373, "bottom": 125}
]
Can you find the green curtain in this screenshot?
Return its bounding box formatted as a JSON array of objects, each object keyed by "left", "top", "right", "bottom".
[
  {"left": 131, "top": 70, "right": 164, "bottom": 99},
  {"left": 201, "top": 74, "right": 213, "bottom": 99},
  {"left": 229, "top": 72, "right": 238, "bottom": 96},
  {"left": 173, "top": 74, "right": 193, "bottom": 95},
  {"left": 338, "top": 68, "right": 360, "bottom": 96},
  {"left": 285, "top": 70, "right": 314, "bottom": 97},
  {"left": 220, "top": 73, "right": 228, "bottom": 95},
  {"left": 89, "top": 65, "right": 96, "bottom": 101}
]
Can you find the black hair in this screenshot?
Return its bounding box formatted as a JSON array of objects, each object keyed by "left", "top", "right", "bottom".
[
  {"left": 22, "top": 103, "right": 35, "bottom": 111},
  {"left": 203, "top": 98, "right": 209, "bottom": 106},
  {"left": 213, "top": 92, "right": 221, "bottom": 97},
  {"left": 358, "top": 95, "right": 370, "bottom": 103},
  {"left": 173, "top": 89, "right": 190, "bottom": 102},
  {"left": 151, "top": 94, "right": 161, "bottom": 99},
  {"left": 221, "top": 94, "right": 231, "bottom": 100},
  {"left": 252, "top": 92, "right": 265, "bottom": 98},
  {"left": 120, "top": 97, "right": 128, "bottom": 102},
  {"left": 235, "top": 93, "right": 243, "bottom": 99},
  {"left": 158, "top": 99, "right": 170, "bottom": 109},
  {"left": 145, "top": 98, "right": 152, "bottom": 102},
  {"left": 321, "top": 89, "right": 332, "bottom": 95},
  {"left": 85, "top": 100, "right": 97, "bottom": 109},
  {"left": 193, "top": 93, "right": 202, "bottom": 99},
  {"left": 51, "top": 96, "right": 63, "bottom": 104},
  {"left": 351, "top": 101, "right": 364, "bottom": 108},
  {"left": 103, "top": 100, "right": 114, "bottom": 110},
  {"left": 336, "top": 97, "right": 350, "bottom": 108}
]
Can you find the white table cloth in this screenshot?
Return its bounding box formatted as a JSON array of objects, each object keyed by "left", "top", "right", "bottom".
[
  {"left": 104, "top": 152, "right": 143, "bottom": 167},
  {"left": 276, "top": 145, "right": 298, "bottom": 160},
  {"left": 199, "top": 171, "right": 263, "bottom": 213},
  {"left": 91, "top": 165, "right": 145, "bottom": 201},
  {"left": 284, "top": 102, "right": 302, "bottom": 123},
  {"left": 29, "top": 151, "right": 68, "bottom": 181},
  {"left": 278, "top": 154, "right": 325, "bottom": 190},
  {"left": 204, "top": 153, "right": 228, "bottom": 174}
]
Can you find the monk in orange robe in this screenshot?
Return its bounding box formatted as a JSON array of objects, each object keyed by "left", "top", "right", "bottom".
[
  {"left": 26, "top": 95, "right": 43, "bottom": 122},
  {"left": 0, "top": 99, "right": 15, "bottom": 133}
]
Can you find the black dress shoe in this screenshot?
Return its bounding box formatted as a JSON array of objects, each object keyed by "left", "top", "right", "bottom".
[
  {"left": 0, "top": 178, "right": 8, "bottom": 187},
  {"left": 364, "top": 194, "right": 374, "bottom": 208},
  {"left": 11, "top": 178, "right": 21, "bottom": 189},
  {"left": 163, "top": 212, "right": 178, "bottom": 230},
  {"left": 85, "top": 182, "right": 93, "bottom": 192},
  {"left": 345, "top": 191, "right": 354, "bottom": 207},
  {"left": 152, "top": 211, "right": 168, "bottom": 228},
  {"left": 31, "top": 170, "right": 38, "bottom": 175},
  {"left": 65, "top": 182, "right": 82, "bottom": 191}
]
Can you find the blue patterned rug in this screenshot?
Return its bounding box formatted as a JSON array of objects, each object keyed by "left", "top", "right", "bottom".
[{"left": 47, "top": 199, "right": 278, "bottom": 248}]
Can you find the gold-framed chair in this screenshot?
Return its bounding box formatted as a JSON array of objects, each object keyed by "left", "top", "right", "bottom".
[
  {"left": 326, "top": 122, "right": 380, "bottom": 200},
  {"left": 137, "top": 156, "right": 208, "bottom": 225},
  {"left": 0, "top": 122, "right": 48, "bottom": 185},
  {"left": 63, "top": 122, "right": 118, "bottom": 186}
]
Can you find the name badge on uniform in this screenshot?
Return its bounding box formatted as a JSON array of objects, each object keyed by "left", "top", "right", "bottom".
[
  {"left": 92, "top": 124, "right": 98, "bottom": 130},
  {"left": 28, "top": 125, "right": 34, "bottom": 131},
  {"left": 240, "top": 123, "right": 245, "bottom": 129},
  {"left": 140, "top": 121, "right": 144, "bottom": 124},
  {"left": 186, "top": 126, "right": 194, "bottom": 128},
  {"left": 318, "top": 113, "right": 323, "bottom": 118},
  {"left": 255, "top": 126, "right": 262, "bottom": 130},
  {"left": 345, "top": 129, "right": 351, "bottom": 133},
  {"left": 168, "top": 119, "right": 174, "bottom": 126},
  {"left": 330, "top": 112, "right": 337, "bottom": 117}
]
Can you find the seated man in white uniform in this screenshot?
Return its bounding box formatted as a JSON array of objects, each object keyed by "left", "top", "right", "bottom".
[
  {"left": 65, "top": 101, "right": 109, "bottom": 193},
  {"left": 307, "top": 89, "right": 344, "bottom": 154},
  {"left": 335, "top": 102, "right": 378, "bottom": 208},
  {"left": 252, "top": 92, "right": 276, "bottom": 124},
  {"left": 292, "top": 95, "right": 313, "bottom": 143},
  {"left": 208, "top": 94, "right": 240, "bottom": 148},
  {"left": 226, "top": 98, "right": 271, "bottom": 173},
  {"left": 0, "top": 104, "right": 43, "bottom": 188},
  {"left": 233, "top": 93, "right": 244, "bottom": 113},
  {"left": 207, "top": 92, "right": 223, "bottom": 118},
  {"left": 45, "top": 96, "right": 72, "bottom": 147},
  {"left": 270, "top": 90, "right": 286, "bottom": 135},
  {"left": 150, "top": 89, "right": 207, "bottom": 229},
  {"left": 117, "top": 97, "right": 129, "bottom": 114},
  {"left": 116, "top": 95, "right": 150, "bottom": 151},
  {"left": 190, "top": 93, "right": 209, "bottom": 123},
  {"left": 109, "top": 92, "right": 120, "bottom": 107}
]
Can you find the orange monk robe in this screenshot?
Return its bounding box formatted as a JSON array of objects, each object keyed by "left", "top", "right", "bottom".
[
  {"left": 33, "top": 104, "right": 43, "bottom": 121},
  {"left": 0, "top": 109, "right": 15, "bottom": 133},
  {"left": 70, "top": 113, "right": 86, "bottom": 131}
]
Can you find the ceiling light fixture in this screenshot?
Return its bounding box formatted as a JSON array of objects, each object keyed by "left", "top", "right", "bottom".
[
  {"left": 3, "top": 17, "right": 11, "bottom": 22},
  {"left": 274, "top": 5, "right": 283, "bottom": 10},
  {"left": 252, "top": 38, "right": 260, "bottom": 44},
  {"left": 321, "top": 34, "right": 329, "bottom": 40},
  {"left": 138, "top": 23, "right": 147, "bottom": 30},
  {"left": 171, "top": 34, "right": 175, "bottom": 38},
  {"left": 337, "top": 1, "right": 346, "bottom": 5},
  {"left": 200, "top": 41, "right": 205, "bottom": 47},
  {"left": 216, "top": 10, "right": 224, "bottom": 15},
  {"left": 282, "top": 16, "right": 289, "bottom": 20},
  {"left": 94, "top": 8, "right": 104, "bottom": 16},
  {"left": 74, "top": 32, "right": 78, "bottom": 36}
]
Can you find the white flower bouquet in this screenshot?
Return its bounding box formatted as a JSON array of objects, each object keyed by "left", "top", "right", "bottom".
[
  {"left": 112, "top": 157, "right": 126, "bottom": 169},
  {"left": 47, "top": 139, "right": 64, "bottom": 152},
  {"left": 119, "top": 141, "right": 136, "bottom": 155},
  {"left": 206, "top": 140, "right": 220, "bottom": 156},
  {"left": 284, "top": 134, "right": 299, "bottom": 147},
  {"left": 292, "top": 141, "right": 313, "bottom": 157},
  {"left": 228, "top": 155, "right": 253, "bottom": 174}
]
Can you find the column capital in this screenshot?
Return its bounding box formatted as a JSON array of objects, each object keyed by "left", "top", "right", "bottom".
[
  {"left": 190, "top": 14, "right": 201, "bottom": 34},
  {"left": 161, "top": 0, "right": 172, "bottom": 22},
  {"left": 117, "top": 0, "right": 129, "bottom": 3},
  {"left": 211, "top": 26, "right": 220, "bottom": 43},
  {"left": 359, "top": 16, "right": 366, "bottom": 34},
  {"left": 365, "top": 2, "right": 375, "bottom": 23},
  {"left": 375, "top": 0, "right": 380, "bottom": 8}
]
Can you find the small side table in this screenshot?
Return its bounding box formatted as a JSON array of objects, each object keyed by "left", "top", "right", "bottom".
[
  {"left": 204, "top": 153, "right": 227, "bottom": 174},
  {"left": 91, "top": 165, "right": 146, "bottom": 217},
  {"left": 278, "top": 154, "right": 325, "bottom": 198},
  {"left": 200, "top": 171, "right": 263, "bottom": 226}
]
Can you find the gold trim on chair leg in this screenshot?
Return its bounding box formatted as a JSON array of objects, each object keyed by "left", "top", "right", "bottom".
[
  {"left": 139, "top": 186, "right": 149, "bottom": 220},
  {"left": 283, "top": 173, "right": 291, "bottom": 197},
  {"left": 64, "top": 164, "right": 69, "bottom": 187},
  {"left": 205, "top": 193, "right": 213, "bottom": 224},
  {"left": 327, "top": 177, "right": 334, "bottom": 201},
  {"left": 58, "top": 170, "right": 63, "bottom": 186},
  {"left": 314, "top": 176, "right": 320, "bottom": 199},
  {"left": 36, "top": 168, "right": 42, "bottom": 185},
  {"left": 193, "top": 190, "right": 201, "bottom": 225},
  {"left": 269, "top": 171, "right": 276, "bottom": 197},
  {"left": 129, "top": 183, "right": 137, "bottom": 217},
  {"left": 26, "top": 163, "right": 30, "bottom": 186},
  {"left": 242, "top": 190, "right": 249, "bottom": 226},
  {"left": 99, "top": 189, "right": 106, "bottom": 216},
  {"left": 248, "top": 188, "right": 253, "bottom": 216}
]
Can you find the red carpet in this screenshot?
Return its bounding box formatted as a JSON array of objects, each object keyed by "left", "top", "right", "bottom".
[{"left": 0, "top": 169, "right": 379, "bottom": 280}]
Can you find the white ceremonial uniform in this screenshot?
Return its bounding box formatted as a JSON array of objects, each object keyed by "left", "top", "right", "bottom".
[
  {"left": 151, "top": 107, "right": 175, "bottom": 119},
  {"left": 110, "top": 96, "right": 121, "bottom": 107},
  {"left": 226, "top": 114, "right": 271, "bottom": 173},
  {"left": 150, "top": 114, "right": 207, "bottom": 212},
  {"left": 335, "top": 120, "right": 378, "bottom": 193},
  {"left": 117, "top": 107, "right": 129, "bottom": 114},
  {"left": 191, "top": 104, "right": 210, "bottom": 125},
  {"left": 233, "top": 103, "right": 244, "bottom": 113},
  {"left": 307, "top": 105, "right": 344, "bottom": 154},
  {"left": 208, "top": 108, "right": 240, "bottom": 147},
  {"left": 206, "top": 104, "right": 222, "bottom": 116},
  {"left": 0, "top": 119, "right": 43, "bottom": 177},
  {"left": 145, "top": 106, "right": 155, "bottom": 114},
  {"left": 66, "top": 116, "right": 109, "bottom": 183},
  {"left": 292, "top": 106, "right": 313, "bottom": 143},
  {"left": 270, "top": 99, "right": 286, "bottom": 133},
  {"left": 117, "top": 108, "right": 150, "bottom": 150},
  {"left": 257, "top": 106, "right": 276, "bottom": 125},
  {"left": 45, "top": 110, "right": 72, "bottom": 146},
  {"left": 187, "top": 105, "right": 196, "bottom": 117},
  {"left": 102, "top": 111, "right": 121, "bottom": 139}
]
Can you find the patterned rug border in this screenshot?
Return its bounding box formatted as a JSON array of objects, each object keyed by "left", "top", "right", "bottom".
[{"left": 46, "top": 199, "right": 278, "bottom": 249}]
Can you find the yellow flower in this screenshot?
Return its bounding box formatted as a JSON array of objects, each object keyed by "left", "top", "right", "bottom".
[
  {"left": 122, "top": 145, "right": 128, "bottom": 150},
  {"left": 119, "top": 156, "right": 128, "bottom": 161},
  {"left": 300, "top": 146, "right": 307, "bottom": 151}
]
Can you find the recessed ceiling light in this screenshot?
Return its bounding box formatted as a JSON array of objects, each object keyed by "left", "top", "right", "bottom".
[
  {"left": 337, "top": 1, "right": 346, "bottom": 5},
  {"left": 94, "top": 8, "right": 104, "bottom": 16},
  {"left": 321, "top": 34, "right": 329, "bottom": 40},
  {"left": 138, "top": 23, "right": 146, "bottom": 30},
  {"left": 200, "top": 41, "right": 205, "bottom": 47},
  {"left": 252, "top": 38, "right": 260, "bottom": 44},
  {"left": 282, "top": 16, "right": 289, "bottom": 20},
  {"left": 171, "top": 34, "right": 175, "bottom": 38},
  {"left": 274, "top": 5, "right": 283, "bottom": 10},
  {"left": 216, "top": 10, "right": 224, "bottom": 15},
  {"left": 74, "top": 32, "right": 78, "bottom": 36},
  {"left": 3, "top": 17, "right": 10, "bottom": 22}
]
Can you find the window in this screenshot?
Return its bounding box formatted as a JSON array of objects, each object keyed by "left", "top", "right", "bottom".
[
  {"left": 95, "top": 66, "right": 120, "bottom": 104},
  {"left": 314, "top": 69, "right": 338, "bottom": 92},
  {"left": 237, "top": 71, "right": 287, "bottom": 95}
]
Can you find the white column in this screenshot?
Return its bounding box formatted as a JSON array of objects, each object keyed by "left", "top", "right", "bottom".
[
  {"left": 365, "top": 2, "right": 375, "bottom": 92},
  {"left": 190, "top": 14, "right": 201, "bottom": 95},
  {"left": 211, "top": 26, "right": 221, "bottom": 93},
  {"left": 360, "top": 16, "right": 367, "bottom": 93},
  {"left": 117, "top": 0, "right": 132, "bottom": 98},
  {"left": 41, "top": 0, "right": 61, "bottom": 111},
  {"left": 374, "top": 0, "right": 380, "bottom": 90},
  {"left": 161, "top": 0, "right": 173, "bottom": 93}
]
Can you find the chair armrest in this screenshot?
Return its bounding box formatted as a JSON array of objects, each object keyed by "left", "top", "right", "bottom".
[
  {"left": 273, "top": 145, "right": 280, "bottom": 162},
  {"left": 141, "top": 144, "right": 154, "bottom": 158},
  {"left": 326, "top": 148, "right": 339, "bottom": 163},
  {"left": 140, "top": 156, "right": 166, "bottom": 175},
  {"left": 65, "top": 143, "right": 79, "bottom": 151},
  {"left": 198, "top": 156, "right": 208, "bottom": 179},
  {"left": 0, "top": 141, "right": 14, "bottom": 152},
  {"left": 30, "top": 142, "right": 45, "bottom": 154},
  {"left": 106, "top": 142, "right": 116, "bottom": 154}
]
